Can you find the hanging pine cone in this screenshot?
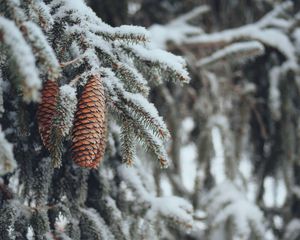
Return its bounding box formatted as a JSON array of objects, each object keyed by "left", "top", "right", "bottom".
[
  {"left": 37, "top": 79, "right": 59, "bottom": 150},
  {"left": 71, "top": 74, "right": 107, "bottom": 168}
]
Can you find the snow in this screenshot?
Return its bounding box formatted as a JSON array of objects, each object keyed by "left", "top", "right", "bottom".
[
  {"left": 284, "top": 219, "right": 300, "bottom": 240},
  {"left": 239, "top": 155, "right": 252, "bottom": 180},
  {"left": 55, "top": 212, "right": 69, "bottom": 232},
  {"left": 186, "top": 25, "right": 296, "bottom": 64},
  {"left": 118, "top": 164, "right": 193, "bottom": 227},
  {"left": 51, "top": 0, "right": 97, "bottom": 21},
  {"left": 28, "top": 0, "right": 54, "bottom": 31},
  {"left": 0, "top": 76, "right": 4, "bottom": 116},
  {"left": 8, "top": 170, "right": 19, "bottom": 194},
  {"left": 206, "top": 181, "right": 265, "bottom": 238},
  {"left": 113, "top": 25, "right": 150, "bottom": 41},
  {"left": 257, "top": 1, "right": 293, "bottom": 28},
  {"left": 180, "top": 144, "right": 197, "bottom": 192},
  {"left": 211, "top": 127, "right": 226, "bottom": 184},
  {"left": 60, "top": 85, "right": 76, "bottom": 97},
  {"left": 118, "top": 164, "right": 150, "bottom": 199},
  {"left": 86, "top": 32, "right": 113, "bottom": 56},
  {"left": 196, "top": 41, "right": 265, "bottom": 67},
  {"left": 128, "top": 2, "right": 141, "bottom": 15},
  {"left": 149, "top": 196, "right": 193, "bottom": 227},
  {"left": 80, "top": 208, "right": 114, "bottom": 240},
  {"left": 108, "top": 53, "right": 150, "bottom": 95},
  {"left": 149, "top": 24, "right": 202, "bottom": 50},
  {"left": 24, "top": 21, "right": 60, "bottom": 72},
  {"left": 0, "top": 17, "right": 41, "bottom": 101},
  {"left": 263, "top": 176, "right": 287, "bottom": 207},
  {"left": 269, "top": 66, "right": 281, "bottom": 120},
  {"left": 26, "top": 226, "right": 34, "bottom": 240},
  {"left": 274, "top": 215, "right": 283, "bottom": 229},
  {"left": 51, "top": 0, "right": 149, "bottom": 45},
  {"left": 104, "top": 69, "right": 170, "bottom": 146},
  {"left": 171, "top": 5, "right": 209, "bottom": 25},
  {"left": 293, "top": 28, "right": 300, "bottom": 53},
  {"left": 59, "top": 85, "right": 77, "bottom": 137},
  {"left": 83, "top": 49, "right": 101, "bottom": 72},
  {"left": 149, "top": 6, "right": 207, "bottom": 49},
  {"left": 128, "top": 45, "right": 190, "bottom": 83},
  {"left": 0, "top": 126, "right": 16, "bottom": 175},
  {"left": 124, "top": 92, "right": 170, "bottom": 138},
  {"left": 213, "top": 199, "right": 264, "bottom": 237},
  {"left": 160, "top": 175, "right": 173, "bottom": 196}
]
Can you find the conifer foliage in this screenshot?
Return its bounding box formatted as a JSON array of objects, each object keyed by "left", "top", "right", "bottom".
[
  {"left": 0, "top": 0, "right": 189, "bottom": 168},
  {"left": 0, "top": 0, "right": 192, "bottom": 239}
]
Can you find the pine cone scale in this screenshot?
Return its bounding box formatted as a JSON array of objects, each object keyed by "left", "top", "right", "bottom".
[
  {"left": 37, "top": 79, "right": 59, "bottom": 149},
  {"left": 71, "top": 74, "right": 107, "bottom": 168}
]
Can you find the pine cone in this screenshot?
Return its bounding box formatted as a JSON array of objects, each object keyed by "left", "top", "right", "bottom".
[
  {"left": 71, "top": 74, "right": 107, "bottom": 168},
  {"left": 37, "top": 79, "right": 59, "bottom": 150}
]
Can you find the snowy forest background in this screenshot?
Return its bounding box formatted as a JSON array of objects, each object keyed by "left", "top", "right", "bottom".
[{"left": 1, "top": 0, "right": 300, "bottom": 239}]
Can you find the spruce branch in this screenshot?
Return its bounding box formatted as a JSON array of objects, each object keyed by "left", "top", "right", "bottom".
[
  {"left": 106, "top": 94, "right": 169, "bottom": 168},
  {"left": 0, "top": 16, "right": 41, "bottom": 102},
  {"left": 196, "top": 41, "right": 265, "bottom": 68},
  {"left": 20, "top": 21, "right": 60, "bottom": 80},
  {"left": 26, "top": 0, "right": 54, "bottom": 31},
  {"left": 80, "top": 208, "right": 115, "bottom": 240},
  {"left": 120, "top": 120, "right": 136, "bottom": 166},
  {"left": 120, "top": 44, "right": 190, "bottom": 84}
]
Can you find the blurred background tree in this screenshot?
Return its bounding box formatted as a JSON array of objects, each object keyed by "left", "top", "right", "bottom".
[{"left": 89, "top": 0, "right": 300, "bottom": 239}]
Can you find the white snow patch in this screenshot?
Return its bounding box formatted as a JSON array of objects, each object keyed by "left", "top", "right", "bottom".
[
  {"left": 128, "top": 2, "right": 141, "bottom": 15},
  {"left": 0, "top": 17, "right": 41, "bottom": 101},
  {"left": 0, "top": 127, "right": 16, "bottom": 175},
  {"left": 160, "top": 175, "right": 173, "bottom": 196},
  {"left": 180, "top": 143, "right": 197, "bottom": 192},
  {"left": 26, "top": 226, "right": 34, "bottom": 240},
  {"left": 211, "top": 127, "right": 226, "bottom": 184},
  {"left": 263, "top": 176, "right": 287, "bottom": 207},
  {"left": 55, "top": 212, "right": 69, "bottom": 232}
]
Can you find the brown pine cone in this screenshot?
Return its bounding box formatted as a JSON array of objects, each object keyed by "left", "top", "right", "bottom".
[
  {"left": 37, "top": 79, "right": 59, "bottom": 150},
  {"left": 71, "top": 74, "right": 107, "bottom": 168}
]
